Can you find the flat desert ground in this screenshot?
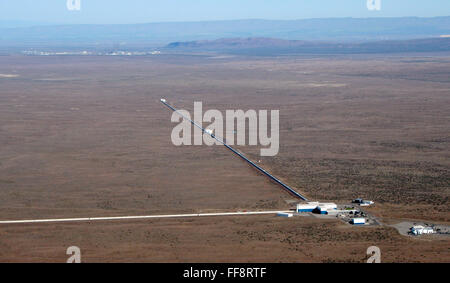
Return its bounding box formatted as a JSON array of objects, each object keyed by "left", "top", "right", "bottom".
[{"left": 0, "top": 54, "right": 448, "bottom": 262}]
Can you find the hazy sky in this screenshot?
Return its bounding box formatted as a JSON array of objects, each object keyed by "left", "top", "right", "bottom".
[{"left": 0, "top": 0, "right": 449, "bottom": 24}]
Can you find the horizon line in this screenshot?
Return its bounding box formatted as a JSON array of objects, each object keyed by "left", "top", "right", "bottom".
[{"left": 1, "top": 15, "right": 449, "bottom": 27}]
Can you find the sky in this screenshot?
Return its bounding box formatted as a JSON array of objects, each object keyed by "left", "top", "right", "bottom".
[{"left": 0, "top": 0, "right": 449, "bottom": 25}]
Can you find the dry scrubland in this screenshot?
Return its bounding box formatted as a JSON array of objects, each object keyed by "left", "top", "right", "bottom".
[
  {"left": 0, "top": 54, "right": 448, "bottom": 262},
  {"left": 0, "top": 216, "right": 447, "bottom": 263}
]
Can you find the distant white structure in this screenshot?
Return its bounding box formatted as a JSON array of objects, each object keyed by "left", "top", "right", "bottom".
[
  {"left": 411, "top": 226, "right": 434, "bottom": 236},
  {"left": 160, "top": 98, "right": 166, "bottom": 103},
  {"left": 353, "top": 198, "right": 374, "bottom": 206},
  {"left": 351, "top": 218, "right": 366, "bottom": 225}
]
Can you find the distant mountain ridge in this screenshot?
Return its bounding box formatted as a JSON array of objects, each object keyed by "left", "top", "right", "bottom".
[{"left": 1, "top": 17, "right": 450, "bottom": 50}]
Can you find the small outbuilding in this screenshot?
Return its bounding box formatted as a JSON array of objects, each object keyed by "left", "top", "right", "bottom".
[
  {"left": 351, "top": 218, "right": 366, "bottom": 225},
  {"left": 277, "top": 212, "right": 293, "bottom": 218}
]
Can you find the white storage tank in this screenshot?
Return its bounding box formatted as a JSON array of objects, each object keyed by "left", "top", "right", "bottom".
[{"left": 351, "top": 218, "right": 366, "bottom": 225}]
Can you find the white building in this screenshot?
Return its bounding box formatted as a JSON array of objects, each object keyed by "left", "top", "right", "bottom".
[
  {"left": 315, "top": 203, "right": 338, "bottom": 214},
  {"left": 296, "top": 202, "right": 337, "bottom": 214},
  {"left": 318, "top": 203, "right": 337, "bottom": 210},
  {"left": 296, "top": 202, "right": 319, "bottom": 213}
]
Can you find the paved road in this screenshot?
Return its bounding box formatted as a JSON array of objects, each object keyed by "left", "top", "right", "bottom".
[{"left": 0, "top": 210, "right": 291, "bottom": 225}]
